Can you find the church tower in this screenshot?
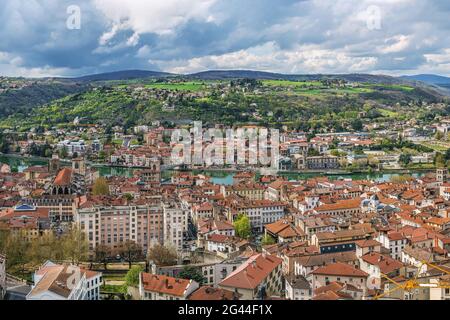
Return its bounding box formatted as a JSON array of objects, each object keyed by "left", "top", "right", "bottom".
[
  {"left": 49, "top": 154, "right": 60, "bottom": 173},
  {"left": 437, "top": 168, "right": 448, "bottom": 184},
  {"left": 72, "top": 157, "right": 86, "bottom": 176}
]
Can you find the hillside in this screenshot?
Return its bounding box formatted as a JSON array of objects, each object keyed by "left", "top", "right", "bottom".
[
  {"left": 72, "top": 70, "right": 174, "bottom": 82},
  {"left": 1, "top": 76, "right": 448, "bottom": 133},
  {"left": 400, "top": 74, "right": 450, "bottom": 85},
  {"left": 0, "top": 80, "right": 89, "bottom": 118}
]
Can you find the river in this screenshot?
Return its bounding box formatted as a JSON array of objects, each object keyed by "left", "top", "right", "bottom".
[{"left": 0, "top": 155, "right": 429, "bottom": 186}]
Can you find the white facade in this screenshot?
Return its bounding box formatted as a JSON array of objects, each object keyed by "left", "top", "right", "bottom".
[{"left": 163, "top": 201, "right": 189, "bottom": 252}]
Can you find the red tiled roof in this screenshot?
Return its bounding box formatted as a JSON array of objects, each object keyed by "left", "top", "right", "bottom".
[
  {"left": 219, "top": 254, "right": 282, "bottom": 290},
  {"left": 54, "top": 168, "right": 72, "bottom": 186},
  {"left": 188, "top": 287, "right": 240, "bottom": 300},
  {"left": 141, "top": 273, "right": 192, "bottom": 297},
  {"left": 361, "top": 252, "right": 404, "bottom": 274},
  {"left": 311, "top": 262, "right": 368, "bottom": 278}
]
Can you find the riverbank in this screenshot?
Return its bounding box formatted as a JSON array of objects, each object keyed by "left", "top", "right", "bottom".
[{"left": 0, "top": 154, "right": 435, "bottom": 185}]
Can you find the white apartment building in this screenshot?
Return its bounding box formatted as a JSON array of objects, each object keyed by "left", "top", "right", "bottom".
[
  {"left": 376, "top": 231, "right": 408, "bottom": 260},
  {"left": 57, "top": 140, "right": 87, "bottom": 156},
  {"left": 27, "top": 261, "right": 102, "bottom": 300},
  {"left": 162, "top": 200, "right": 189, "bottom": 252}
]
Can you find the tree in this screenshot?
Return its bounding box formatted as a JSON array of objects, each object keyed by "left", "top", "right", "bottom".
[
  {"left": 399, "top": 154, "right": 412, "bottom": 167},
  {"left": 125, "top": 265, "right": 144, "bottom": 287},
  {"left": 234, "top": 214, "right": 252, "bottom": 239},
  {"left": 178, "top": 266, "right": 206, "bottom": 284},
  {"left": 3, "top": 231, "right": 30, "bottom": 275},
  {"left": 59, "top": 146, "right": 68, "bottom": 159},
  {"left": 116, "top": 241, "right": 143, "bottom": 269},
  {"left": 95, "top": 244, "right": 111, "bottom": 270},
  {"left": 147, "top": 244, "right": 178, "bottom": 267},
  {"left": 307, "top": 148, "right": 320, "bottom": 157},
  {"left": 62, "top": 226, "right": 89, "bottom": 265},
  {"left": 435, "top": 152, "right": 446, "bottom": 167},
  {"left": 390, "top": 175, "right": 413, "bottom": 184},
  {"left": 351, "top": 119, "right": 363, "bottom": 131},
  {"left": 262, "top": 234, "right": 276, "bottom": 246},
  {"left": 92, "top": 177, "right": 110, "bottom": 196},
  {"left": 444, "top": 148, "right": 450, "bottom": 161}
]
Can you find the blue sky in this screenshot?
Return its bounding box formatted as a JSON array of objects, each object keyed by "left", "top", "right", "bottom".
[{"left": 1, "top": 0, "right": 450, "bottom": 77}]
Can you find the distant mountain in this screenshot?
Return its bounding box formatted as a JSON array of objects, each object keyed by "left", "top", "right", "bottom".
[
  {"left": 400, "top": 74, "right": 450, "bottom": 85},
  {"left": 188, "top": 70, "right": 296, "bottom": 80},
  {"left": 72, "top": 70, "right": 174, "bottom": 82},
  {"left": 187, "top": 70, "right": 412, "bottom": 85}
]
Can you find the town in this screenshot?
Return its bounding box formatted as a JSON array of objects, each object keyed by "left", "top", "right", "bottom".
[{"left": 1, "top": 117, "right": 450, "bottom": 301}]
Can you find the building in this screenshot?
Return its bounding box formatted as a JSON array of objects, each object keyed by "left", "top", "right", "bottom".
[
  {"left": 221, "top": 182, "right": 266, "bottom": 200},
  {"left": 0, "top": 254, "right": 6, "bottom": 300},
  {"left": 205, "top": 234, "right": 248, "bottom": 259},
  {"left": 26, "top": 261, "right": 102, "bottom": 300},
  {"left": 219, "top": 254, "right": 283, "bottom": 300},
  {"left": 430, "top": 276, "right": 450, "bottom": 300},
  {"left": 311, "top": 228, "right": 373, "bottom": 254},
  {"left": 285, "top": 275, "right": 312, "bottom": 300},
  {"left": 294, "top": 251, "right": 358, "bottom": 277},
  {"left": 437, "top": 168, "right": 449, "bottom": 184},
  {"left": 359, "top": 252, "right": 404, "bottom": 290},
  {"left": 225, "top": 199, "right": 286, "bottom": 233},
  {"left": 0, "top": 204, "right": 51, "bottom": 241},
  {"left": 162, "top": 200, "right": 189, "bottom": 252},
  {"left": 376, "top": 231, "right": 408, "bottom": 260},
  {"left": 313, "top": 198, "right": 362, "bottom": 217},
  {"left": 265, "top": 219, "right": 307, "bottom": 243},
  {"left": 310, "top": 262, "right": 369, "bottom": 294},
  {"left": 297, "top": 156, "right": 340, "bottom": 170},
  {"left": 139, "top": 273, "right": 199, "bottom": 300},
  {"left": 75, "top": 200, "right": 163, "bottom": 253},
  {"left": 57, "top": 140, "right": 87, "bottom": 157},
  {"left": 188, "top": 286, "right": 241, "bottom": 300}
]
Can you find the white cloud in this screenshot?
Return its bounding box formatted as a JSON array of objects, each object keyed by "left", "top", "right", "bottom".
[
  {"left": 94, "top": 0, "right": 217, "bottom": 36},
  {"left": 378, "top": 35, "right": 412, "bottom": 54},
  {"left": 157, "top": 41, "right": 378, "bottom": 74}
]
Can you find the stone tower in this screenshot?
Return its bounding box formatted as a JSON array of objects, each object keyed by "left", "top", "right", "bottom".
[
  {"left": 72, "top": 157, "right": 86, "bottom": 176},
  {"left": 436, "top": 168, "right": 448, "bottom": 184},
  {"left": 49, "top": 154, "right": 60, "bottom": 173}
]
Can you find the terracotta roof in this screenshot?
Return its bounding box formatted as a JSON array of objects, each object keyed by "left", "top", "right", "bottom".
[
  {"left": 188, "top": 287, "right": 240, "bottom": 300},
  {"left": 219, "top": 254, "right": 282, "bottom": 290},
  {"left": 54, "top": 168, "right": 72, "bottom": 186},
  {"left": 361, "top": 252, "right": 404, "bottom": 274},
  {"left": 355, "top": 240, "right": 381, "bottom": 248},
  {"left": 311, "top": 262, "right": 368, "bottom": 278},
  {"left": 265, "top": 219, "right": 305, "bottom": 238},
  {"left": 141, "top": 273, "right": 192, "bottom": 297},
  {"left": 315, "top": 198, "right": 361, "bottom": 212}
]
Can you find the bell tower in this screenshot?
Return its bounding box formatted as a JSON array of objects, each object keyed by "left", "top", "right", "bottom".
[
  {"left": 437, "top": 168, "right": 448, "bottom": 184},
  {"left": 49, "top": 154, "right": 60, "bottom": 173},
  {"left": 72, "top": 157, "right": 86, "bottom": 176}
]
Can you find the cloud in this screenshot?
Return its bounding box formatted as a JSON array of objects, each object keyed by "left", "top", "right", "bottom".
[
  {"left": 157, "top": 42, "right": 378, "bottom": 74},
  {"left": 0, "top": 0, "right": 449, "bottom": 76}
]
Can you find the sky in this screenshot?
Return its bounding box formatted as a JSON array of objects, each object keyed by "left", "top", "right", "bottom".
[{"left": 1, "top": 0, "right": 450, "bottom": 77}]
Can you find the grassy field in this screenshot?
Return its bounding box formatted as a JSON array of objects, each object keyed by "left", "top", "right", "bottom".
[
  {"left": 420, "top": 141, "right": 450, "bottom": 152},
  {"left": 379, "top": 109, "right": 399, "bottom": 118}
]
